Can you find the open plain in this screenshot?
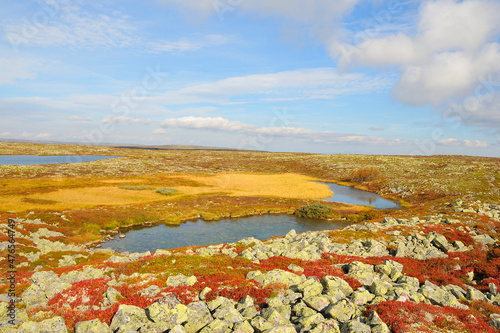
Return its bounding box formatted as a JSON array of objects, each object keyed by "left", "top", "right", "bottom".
[{"left": 1, "top": 142, "right": 500, "bottom": 332}]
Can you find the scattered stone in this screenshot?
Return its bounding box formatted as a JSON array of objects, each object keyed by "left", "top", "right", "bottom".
[
  {"left": 75, "top": 319, "right": 113, "bottom": 333},
  {"left": 166, "top": 274, "right": 197, "bottom": 287}
]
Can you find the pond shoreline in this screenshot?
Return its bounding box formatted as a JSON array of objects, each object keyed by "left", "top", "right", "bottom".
[{"left": 89, "top": 181, "right": 401, "bottom": 251}]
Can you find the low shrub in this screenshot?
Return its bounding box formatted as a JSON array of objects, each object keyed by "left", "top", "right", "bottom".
[
  {"left": 347, "top": 167, "right": 379, "bottom": 182},
  {"left": 118, "top": 186, "right": 156, "bottom": 190},
  {"left": 155, "top": 188, "right": 179, "bottom": 196},
  {"left": 294, "top": 202, "right": 333, "bottom": 219}
]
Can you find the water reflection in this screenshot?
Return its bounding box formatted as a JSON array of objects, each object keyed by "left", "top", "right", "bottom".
[
  {"left": 102, "top": 215, "right": 350, "bottom": 253},
  {"left": 319, "top": 182, "right": 399, "bottom": 209}
]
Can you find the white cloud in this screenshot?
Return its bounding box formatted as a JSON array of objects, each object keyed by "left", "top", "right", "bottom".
[
  {"left": 159, "top": 116, "right": 400, "bottom": 146},
  {"left": 176, "top": 106, "right": 217, "bottom": 115},
  {"left": 156, "top": 0, "right": 358, "bottom": 30},
  {"left": 151, "top": 68, "right": 393, "bottom": 105},
  {"left": 101, "top": 116, "right": 151, "bottom": 125},
  {"left": 370, "top": 126, "right": 384, "bottom": 131},
  {"left": 4, "top": 2, "right": 135, "bottom": 48},
  {"left": 438, "top": 138, "right": 488, "bottom": 148},
  {"left": 464, "top": 139, "right": 488, "bottom": 148},
  {"left": 35, "top": 132, "right": 52, "bottom": 139},
  {"left": 0, "top": 132, "right": 12, "bottom": 137},
  {"left": 0, "top": 58, "right": 41, "bottom": 85},
  {"left": 332, "top": 0, "right": 500, "bottom": 128},
  {"left": 153, "top": 128, "right": 167, "bottom": 134},
  {"left": 148, "top": 34, "right": 229, "bottom": 53},
  {"left": 70, "top": 115, "right": 92, "bottom": 121}
]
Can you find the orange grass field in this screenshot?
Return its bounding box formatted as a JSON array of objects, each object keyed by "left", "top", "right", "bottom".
[{"left": 0, "top": 173, "right": 332, "bottom": 211}]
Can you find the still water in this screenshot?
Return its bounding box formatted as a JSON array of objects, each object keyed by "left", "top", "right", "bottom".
[
  {"left": 102, "top": 181, "right": 399, "bottom": 253},
  {"left": 101, "top": 214, "right": 350, "bottom": 253},
  {"left": 0, "top": 155, "right": 120, "bottom": 165},
  {"left": 320, "top": 182, "right": 399, "bottom": 209}
]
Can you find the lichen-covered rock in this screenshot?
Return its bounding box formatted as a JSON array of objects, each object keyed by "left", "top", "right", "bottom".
[
  {"left": 345, "top": 261, "right": 376, "bottom": 285},
  {"left": 213, "top": 304, "right": 244, "bottom": 324},
  {"left": 297, "top": 312, "right": 325, "bottom": 330},
  {"left": 309, "top": 320, "right": 341, "bottom": 333},
  {"left": 199, "top": 319, "right": 233, "bottom": 333},
  {"left": 324, "top": 299, "right": 356, "bottom": 323},
  {"left": 207, "top": 296, "right": 236, "bottom": 312},
  {"left": 420, "top": 281, "right": 465, "bottom": 308},
  {"left": 265, "top": 326, "right": 297, "bottom": 333},
  {"left": 303, "top": 295, "right": 330, "bottom": 312},
  {"left": 110, "top": 304, "right": 149, "bottom": 332},
  {"left": 489, "top": 314, "right": 500, "bottom": 329},
  {"left": 104, "top": 287, "right": 123, "bottom": 305},
  {"left": 341, "top": 319, "right": 371, "bottom": 333},
  {"left": 60, "top": 267, "right": 105, "bottom": 284},
  {"left": 184, "top": 301, "right": 213, "bottom": 333},
  {"left": 466, "top": 286, "right": 487, "bottom": 301},
  {"left": 75, "top": 319, "right": 112, "bottom": 333},
  {"left": 140, "top": 284, "right": 161, "bottom": 297},
  {"left": 261, "top": 307, "right": 290, "bottom": 326},
  {"left": 429, "top": 232, "right": 451, "bottom": 253},
  {"left": 293, "top": 301, "right": 317, "bottom": 318},
  {"left": 250, "top": 316, "right": 274, "bottom": 332},
  {"left": 350, "top": 289, "right": 375, "bottom": 306},
  {"left": 18, "top": 316, "right": 68, "bottom": 333},
  {"left": 233, "top": 320, "right": 255, "bottom": 333},
  {"left": 21, "top": 284, "right": 47, "bottom": 308},
  {"left": 251, "top": 269, "right": 303, "bottom": 287},
  {"left": 166, "top": 274, "right": 197, "bottom": 287},
  {"left": 321, "top": 276, "right": 353, "bottom": 298},
  {"left": 296, "top": 277, "right": 323, "bottom": 298},
  {"left": 288, "top": 264, "right": 304, "bottom": 273},
  {"left": 369, "top": 281, "right": 392, "bottom": 296},
  {"left": 472, "top": 234, "right": 496, "bottom": 245},
  {"left": 368, "top": 311, "right": 390, "bottom": 333},
  {"left": 22, "top": 271, "right": 71, "bottom": 307},
  {"left": 146, "top": 302, "right": 189, "bottom": 326},
  {"left": 169, "top": 324, "right": 187, "bottom": 333}
]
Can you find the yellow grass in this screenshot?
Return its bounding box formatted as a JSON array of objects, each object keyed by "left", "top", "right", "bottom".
[
  {"left": 188, "top": 173, "right": 332, "bottom": 199},
  {"left": 0, "top": 173, "right": 332, "bottom": 212}
]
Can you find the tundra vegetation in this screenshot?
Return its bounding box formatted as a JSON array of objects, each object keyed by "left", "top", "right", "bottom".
[{"left": 0, "top": 142, "right": 500, "bottom": 332}]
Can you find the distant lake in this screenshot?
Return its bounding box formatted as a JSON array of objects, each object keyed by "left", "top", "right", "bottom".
[
  {"left": 319, "top": 182, "right": 399, "bottom": 209},
  {"left": 0, "top": 155, "right": 120, "bottom": 165}
]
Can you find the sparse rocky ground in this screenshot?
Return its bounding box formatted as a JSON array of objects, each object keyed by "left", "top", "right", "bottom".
[{"left": 1, "top": 199, "right": 500, "bottom": 332}]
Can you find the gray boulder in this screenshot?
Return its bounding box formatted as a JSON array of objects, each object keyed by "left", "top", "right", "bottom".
[
  {"left": 110, "top": 304, "right": 149, "bottom": 332},
  {"left": 75, "top": 319, "right": 112, "bottom": 333},
  {"left": 18, "top": 316, "right": 68, "bottom": 333}
]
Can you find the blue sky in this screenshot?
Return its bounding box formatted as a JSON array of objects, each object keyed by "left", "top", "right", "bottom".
[{"left": 1, "top": 0, "right": 499, "bottom": 156}]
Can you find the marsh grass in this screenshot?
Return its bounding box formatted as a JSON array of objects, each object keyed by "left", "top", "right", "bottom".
[
  {"left": 155, "top": 188, "right": 178, "bottom": 196},
  {"left": 190, "top": 173, "right": 333, "bottom": 200},
  {"left": 118, "top": 185, "right": 156, "bottom": 190}
]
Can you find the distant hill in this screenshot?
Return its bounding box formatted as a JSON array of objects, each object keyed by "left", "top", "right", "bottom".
[{"left": 0, "top": 138, "right": 259, "bottom": 152}]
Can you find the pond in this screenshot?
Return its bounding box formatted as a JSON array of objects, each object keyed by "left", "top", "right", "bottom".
[
  {"left": 102, "top": 181, "right": 399, "bottom": 253},
  {"left": 319, "top": 182, "right": 399, "bottom": 209},
  {"left": 0, "top": 155, "right": 120, "bottom": 165},
  {"left": 101, "top": 214, "right": 350, "bottom": 253}
]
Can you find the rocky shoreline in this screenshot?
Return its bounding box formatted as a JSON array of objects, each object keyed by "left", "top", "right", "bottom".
[{"left": 1, "top": 199, "right": 500, "bottom": 332}]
